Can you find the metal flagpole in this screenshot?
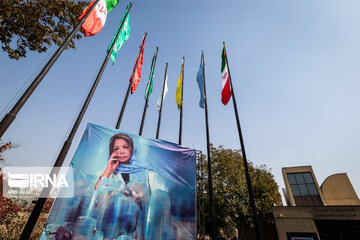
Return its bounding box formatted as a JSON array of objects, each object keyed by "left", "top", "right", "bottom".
[
  {"left": 0, "top": 0, "right": 101, "bottom": 138},
  {"left": 201, "top": 51, "right": 216, "bottom": 240},
  {"left": 178, "top": 57, "right": 185, "bottom": 145},
  {"left": 19, "top": 5, "right": 133, "bottom": 239},
  {"left": 155, "top": 63, "right": 168, "bottom": 139},
  {"left": 115, "top": 33, "right": 147, "bottom": 129},
  {"left": 223, "top": 41, "right": 262, "bottom": 240},
  {"left": 139, "top": 47, "right": 159, "bottom": 136}
]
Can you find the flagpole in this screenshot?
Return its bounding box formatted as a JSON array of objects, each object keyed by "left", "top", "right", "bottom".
[
  {"left": 223, "top": 42, "right": 262, "bottom": 240},
  {"left": 201, "top": 51, "right": 216, "bottom": 240},
  {"left": 156, "top": 62, "right": 168, "bottom": 139},
  {"left": 139, "top": 47, "right": 159, "bottom": 136},
  {"left": 19, "top": 5, "right": 133, "bottom": 239},
  {"left": 178, "top": 57, "right": 185, "bottom": 145},
  {"left": 0, "top": 0, "right": 102, "bottom": 138},
  {"left": 116, "top": 32, "right": 147, "bottom": 129}
]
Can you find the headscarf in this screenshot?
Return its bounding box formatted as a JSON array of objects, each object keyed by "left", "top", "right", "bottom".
[{"left": 114, "top": 147, "right": 145, "bottom": 174}]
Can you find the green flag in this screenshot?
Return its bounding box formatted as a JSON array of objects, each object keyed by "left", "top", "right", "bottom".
[
  {"left": 145, "top": 48, "right": 158, "bottom": 100},
  {"left": 107, "top": 5, "right": 130, "bottom": 64}
]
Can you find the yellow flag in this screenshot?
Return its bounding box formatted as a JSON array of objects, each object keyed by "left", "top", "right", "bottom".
[{"left": 176, "top": 58, "right": 184, "bottom": 109}]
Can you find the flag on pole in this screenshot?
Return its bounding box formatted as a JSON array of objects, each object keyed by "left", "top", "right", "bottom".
[
  {"left": 156, "top": 74, "right": 168, "bottom": 111},
  {"left": 107, "top": 9, "right": 130, "bottom": 64},
  {"left": 221, "top": 46, "right": 232, "bottom": 105},
  {"left": 78, "top": 0, "right": 119, "bottom": 36},
  {"left": 196, "top": 52, "right": 205, "bottom": 108},
  {"left": 145, "top": 50, "right": 157, "bottom": 100},
  {"left": 130, "top": 39, "right": 145, "bottom": 94},
  {"left": 176, "top": 59, "right": 184, "bottom": 110}
]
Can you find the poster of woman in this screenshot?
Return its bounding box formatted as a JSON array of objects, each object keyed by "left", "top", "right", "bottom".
[{"left": 40, "top": 123, "right": 196, "bottom": 240}]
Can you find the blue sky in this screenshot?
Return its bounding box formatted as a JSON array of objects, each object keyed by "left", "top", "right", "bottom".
[{"left": 1, "top": 0, "right": 360, "bottom": 201}]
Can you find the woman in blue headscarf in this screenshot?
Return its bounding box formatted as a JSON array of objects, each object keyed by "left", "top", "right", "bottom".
[
  {"left": 95, "top": 133, "right": 147, "bottom": 198},
  {"left": 94, "top": 133, "right": 148, "bottom": 239}
]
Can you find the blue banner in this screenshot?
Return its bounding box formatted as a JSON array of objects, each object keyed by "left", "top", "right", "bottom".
[{"left": 40, "top": 123, "right": 196, "bottom": 240}]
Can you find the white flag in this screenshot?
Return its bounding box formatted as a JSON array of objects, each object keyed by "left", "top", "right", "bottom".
[{"left": 156, "top": 74, "right": 168, "bottom": 111}]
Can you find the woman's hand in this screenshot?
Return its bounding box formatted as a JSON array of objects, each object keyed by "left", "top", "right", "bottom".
[
  {"left": 95, "top": 153, "right": 120, "bottom": 190},
  {"left": 103, "top": 152, "right": 121, "bottom": 177}
]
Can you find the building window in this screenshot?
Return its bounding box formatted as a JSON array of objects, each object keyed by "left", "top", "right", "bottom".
[
  {"left": 287, "top": 232, "right": 319, "bottom": 240},
  {"left": 287, "top": 172, "right": 322, "bottom": 206},
  {"left": 290, "top": 237, "right": 314, "bottom": 240},
  {"left": 287, "top": 172, "right": 319, "bottom": 197}
]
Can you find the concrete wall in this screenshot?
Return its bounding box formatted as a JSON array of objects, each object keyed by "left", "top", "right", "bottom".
[
  {"left": 321, "top": 173, "right": 360, "bottom": 206},
  {"left": 273, "top": 206, "right": 360, "bottom": 240},
  {"left": 273, "top": 206, "right": 319, "bottom": 240}
]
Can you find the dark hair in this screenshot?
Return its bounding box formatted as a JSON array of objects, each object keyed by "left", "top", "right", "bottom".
[{"left": 109, "top": 133, "right": 134, "bottom": 155}]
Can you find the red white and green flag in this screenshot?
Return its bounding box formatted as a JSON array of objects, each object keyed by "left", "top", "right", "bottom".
[
  {"left": 221, "top": 47, "right": 232, "bottom": 105},
  {"left": 78, "top": 0, "right": 119, "bottom": 36}
]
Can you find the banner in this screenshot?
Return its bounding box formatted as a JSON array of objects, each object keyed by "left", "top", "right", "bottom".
[{"left": 40, "top": 123, "right": 196, "bottom": 240}]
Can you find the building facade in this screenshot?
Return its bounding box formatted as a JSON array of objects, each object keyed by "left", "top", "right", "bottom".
[{"left": 273, "top": 166, "right": 360, "bottom": 240}]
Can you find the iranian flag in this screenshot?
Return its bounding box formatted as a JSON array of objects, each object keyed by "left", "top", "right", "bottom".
[
  {"left": 221, "top": 46, "right": 232, "bottom": 105},
  {"left": 78, "top": 0, "right": 119, "bottom": 36}
]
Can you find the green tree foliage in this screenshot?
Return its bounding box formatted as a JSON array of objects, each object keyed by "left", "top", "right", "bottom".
[
  {"left": 0, "top": 0, "right": 89, "bottom": 60},
  {"left": 0, "top": 139, "right": 49, "bottom": 239},
  {"left": 197, "top": 145, "right": 282, "bottom": 239}
]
